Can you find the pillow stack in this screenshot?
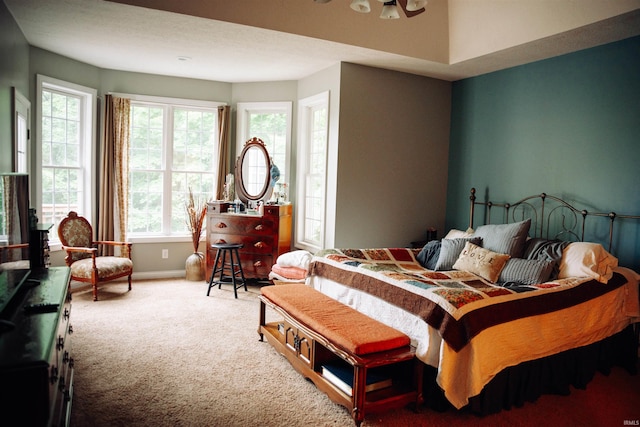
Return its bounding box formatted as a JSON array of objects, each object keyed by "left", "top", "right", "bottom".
[
  {"left": 417, "top": 218, "right": 618, "bottom": 285},
  {"left": 419, "top": 219, "right": 534, "bottom": 283}
]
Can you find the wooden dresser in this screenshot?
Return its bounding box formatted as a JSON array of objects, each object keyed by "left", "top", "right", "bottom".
[
  {"left": 205, "top": 202, "right": 292, "bottom": 280},
  {"left": 0, "top": 267, "right": 73, "bottom": 426}
]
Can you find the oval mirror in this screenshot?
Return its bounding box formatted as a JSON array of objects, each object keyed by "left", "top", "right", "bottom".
[{"left": 235, "top": 137, "right": 272, "bottom": 203}]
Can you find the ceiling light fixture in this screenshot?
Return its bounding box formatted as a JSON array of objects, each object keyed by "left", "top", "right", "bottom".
[
  {"left": 350, "top": 0, "right": 371, "bottom": 13},
  {"left": 406, "top": 0, "right": 428, "bottom": 11},
  {"left": 323, "top": 0, "right": 427, "bottom": 20},
  {"left": 379, "top": 1, "right": 400, "bottom": 19}
]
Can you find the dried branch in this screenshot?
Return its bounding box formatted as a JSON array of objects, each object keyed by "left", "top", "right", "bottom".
[{"left": 185, "top": 187, "right": 208, "bottom": 253}]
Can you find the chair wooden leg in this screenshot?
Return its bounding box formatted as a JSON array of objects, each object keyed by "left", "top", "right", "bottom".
[
  {"left": 128, "top": 275, "right": 132, "bottom": 291},
  {"left": 92, "top": 268, "right": 99, "bottom": 301}
]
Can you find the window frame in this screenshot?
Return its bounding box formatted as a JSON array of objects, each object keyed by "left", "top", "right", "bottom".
[
  {"left": 235, "top": 101, "right": 292, "bottom": 188},
  {"left": 123, "top": 93, "right": 225, "bottom": 243},
  {"left": 295, "top": 91, "right": 329, "bottom": 252},
  {"left": 12, "top": 87, "right": 31, "bottom": 174},
  {"left": 36, "top": 75, "right": 97, "bottom": 249}
]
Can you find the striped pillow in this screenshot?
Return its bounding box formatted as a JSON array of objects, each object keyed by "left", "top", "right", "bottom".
[
  {"left": 498, "top": 258, "right": 555, "bottom": 285},
  {"left": 434, "top": 237, "right": 482, "bottom": 271}
]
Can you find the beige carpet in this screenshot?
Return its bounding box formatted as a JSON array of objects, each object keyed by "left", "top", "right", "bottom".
[{"left": 69, "top": 279, "right": 640, "bottom": 427}]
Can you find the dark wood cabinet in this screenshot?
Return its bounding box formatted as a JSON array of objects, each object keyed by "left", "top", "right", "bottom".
[
  {"left": 205, "top": 202, "right": 292, "bottom": 280},
  {"left": 0, "top": 267, "right": 73, "bottom": 427}
]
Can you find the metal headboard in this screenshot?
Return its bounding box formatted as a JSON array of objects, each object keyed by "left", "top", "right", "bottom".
[{"left": 468, "top": 187, "right": 640, "bottom": 255}]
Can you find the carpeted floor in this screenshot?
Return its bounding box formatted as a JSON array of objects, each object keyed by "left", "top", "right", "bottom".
[{"left": 69, "top": 279, "right": 639, "bottom": 427}]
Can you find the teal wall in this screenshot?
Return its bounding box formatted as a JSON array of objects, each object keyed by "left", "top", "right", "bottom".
[{"left": 446, "top": 36, "right": 640, "bottom": 269}]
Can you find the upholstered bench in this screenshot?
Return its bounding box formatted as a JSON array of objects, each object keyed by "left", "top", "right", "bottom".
[
  {"left": 261, "top": 284, "right": 410, "bottom": 355},
  {"left": 258, "top": 284, "right": 423, "bottom": 426}
]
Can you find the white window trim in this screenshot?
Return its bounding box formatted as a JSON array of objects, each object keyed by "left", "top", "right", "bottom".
[
  {"left": 295, "top": 91, "right": 329, "bottom": 253},
  {"left": 235, "top": 101, "right": 292, "bottom": 180},
  {"left": 36, "top": 75, "right": 97, "bottom": 250},
  {"left": 124, "top": 93, "right": 225, "bottom": 242},
  {"left": 12, "top": 87, "right": 31, "bottom": 175}
]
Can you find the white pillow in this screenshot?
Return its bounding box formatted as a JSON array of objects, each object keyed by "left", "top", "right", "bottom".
[
  {"left": 444, "top": 228, "right": 475, "bottom": 239},
  {"left": 558, "top": 242, "right": 618, "bottom": 283}
]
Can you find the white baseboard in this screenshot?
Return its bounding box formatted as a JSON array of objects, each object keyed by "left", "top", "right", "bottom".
[
  {"left": 132, "top": 270, "right": 187, "bottom": 280},
  {"left": 69, "top": 270, "right": 192, "bottom": 292}
]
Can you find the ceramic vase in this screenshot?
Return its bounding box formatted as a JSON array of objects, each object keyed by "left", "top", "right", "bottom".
[{"left": 185, "top": 252, "right": 205, "bottom": 281}]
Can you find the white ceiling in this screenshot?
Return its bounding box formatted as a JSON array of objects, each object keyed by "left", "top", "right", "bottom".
[{"left": 4, "top": 0, "right": 640, "bottom": 83}]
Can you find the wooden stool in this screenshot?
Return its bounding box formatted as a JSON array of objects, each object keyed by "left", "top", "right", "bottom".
[{"left": 207, "top": 243, "right": 247, "bottom": 298}]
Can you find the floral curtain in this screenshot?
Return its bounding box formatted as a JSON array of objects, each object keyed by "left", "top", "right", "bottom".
[{"left": 98, "top": 94, "right": 130, "bottom": 256}]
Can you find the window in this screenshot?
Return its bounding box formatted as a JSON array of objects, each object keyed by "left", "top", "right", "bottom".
[
  {"left": 296, "top": 92, "right": 329, "bottom": 252},
  {"left": 13, "top": 88, "right": 31, "bottom": 174},
  {"left": 236, "top": 102, "right": 292, "bottom": 196},
  {"left": 127, "top": 95, "right": 222, "bottom": 239},
  {"left": 36, "top": 75, "right": 96, "bottom": 245}
]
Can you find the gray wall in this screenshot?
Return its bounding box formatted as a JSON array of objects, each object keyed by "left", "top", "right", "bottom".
[
  {"left": 297, "top": 63, "right": 342, "bottom": 248},
  {"left": 30, "top": 50, "right": 453, "bottom": 274},
  {"left": 335, "top": 63, "right": 451, "bottom": 247},
  {"left": 294, "top": 62, "right": 452, "bottom": 249},
  {"left": 446, "top": 36, "right": 640, "bottom": 270},
  {"left": 0, "top": 1, "right": 29, "bottom": 172}
]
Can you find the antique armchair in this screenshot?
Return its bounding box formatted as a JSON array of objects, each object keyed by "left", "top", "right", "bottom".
[
  {"left": 58, "top": 211, "right": 133, "bottom": 301},
  {"left": 0, "top": 243, "right": 30, "bottom": 271}
]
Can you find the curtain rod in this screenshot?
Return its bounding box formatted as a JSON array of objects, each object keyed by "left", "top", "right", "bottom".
[{"left": 105, "top": 92, "right": 226, "bottom": 108}]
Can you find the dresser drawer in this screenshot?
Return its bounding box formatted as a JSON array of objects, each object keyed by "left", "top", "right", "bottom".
[
  {"left": 206, "top": 243, "right": 274, "bottom": 278},
  {"left": 209, "top": 215, "right": 277, "bottom": 236},
  {"left": 55, "top": 302, "right": 73, "bottom": 381},
  {"left": 208, "top": 234, "right": 275, "bottom": 255},
  {"left": 238, "top": 253, "right": 274, "bottom": 278}
]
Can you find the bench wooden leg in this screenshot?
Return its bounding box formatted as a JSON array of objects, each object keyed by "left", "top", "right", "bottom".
[{"left": 352, "top": 365, "right": 366, "bottom": 426}]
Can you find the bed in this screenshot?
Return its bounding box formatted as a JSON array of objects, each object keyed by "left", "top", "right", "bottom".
[{"left": 306, "top": 188, "right": 640, "bottom": 414}]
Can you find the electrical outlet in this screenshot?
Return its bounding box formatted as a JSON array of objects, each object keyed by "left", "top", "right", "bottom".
[{"left": 162, "top": 249, "right": 169, "bottom": 259}]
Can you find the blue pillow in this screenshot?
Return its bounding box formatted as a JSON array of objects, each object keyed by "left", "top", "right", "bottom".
[
  {"left": 434, "top": 237, "right": 482, "bottom": 271},
  {"left": 417, "top": 240, "right": 441, "bottom": 270},
  {"left": 473, "top": 219, "right": 531, "bottom": 258}
]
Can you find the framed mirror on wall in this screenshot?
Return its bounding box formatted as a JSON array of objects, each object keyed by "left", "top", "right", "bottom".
[
  {"left": 12, "top": 87, "right": 31, "bottom": 174},
  {"left": 234, "top": 137, "right": 272, "bottom": 204}
]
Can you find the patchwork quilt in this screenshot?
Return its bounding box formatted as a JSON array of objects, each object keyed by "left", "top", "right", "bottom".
[{"left": 310, "top": 248, "right": 627, "bottom": 352}]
